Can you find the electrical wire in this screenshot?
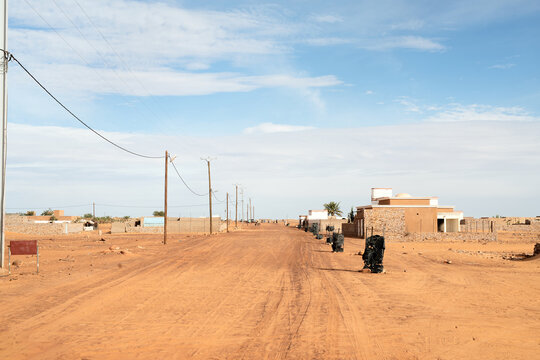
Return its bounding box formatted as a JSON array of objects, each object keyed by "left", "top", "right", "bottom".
[
  {"left": 70, "top": 0, "right": 186, "bottom": 140},
  {"left": 4, "top": 51, "right": 164, "bottom": 159},
  {"left": 212, "top": 191, "right": 225, "bottom": 203},
  {"left": 169, "top": 156, "right": 208, "bottom": 196},
  {"left": 22, "top": 0, "right": 134, "bottom": 100},
  {"left": 96, "top": 203, "right": 207, "bottom": 208},
  {"left": 51, "top": 0, "right": 147, "bottom": 98}
]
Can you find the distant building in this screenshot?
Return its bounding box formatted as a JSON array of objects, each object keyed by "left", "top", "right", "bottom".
[
  {"left": 26, "top": 209, "right": 79, "bottom": 223},
  {"left": 307, "top": 209, "right": 328, "bottom": 220},
  {"left": 347, "top": 188, "right": 463, "bottom": 238}
]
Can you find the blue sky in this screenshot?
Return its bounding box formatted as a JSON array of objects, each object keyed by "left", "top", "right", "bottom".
[{"left": 5, "top": 0, "right": 540, "bottom": 218}]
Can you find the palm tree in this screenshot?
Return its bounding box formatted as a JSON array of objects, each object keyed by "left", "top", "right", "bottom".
[{"left": 323, "top": 201, "right": 343, "bottom": 217}]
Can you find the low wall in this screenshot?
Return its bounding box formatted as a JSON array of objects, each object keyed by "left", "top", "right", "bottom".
[
  {"left": 120, "top": 218, "right": 226, "bottom": 234},
  {"left": 392, "top": 232, "right": 497, "bottom": 242},
  {"left": 462, "top": 217, "right": 540, "bottom": 232},
  {"left": 5, "top": 215, "right": 84, "bottom": 235},
  {"left": 6, "top": 222, "right": 66, "bottom": 235}
]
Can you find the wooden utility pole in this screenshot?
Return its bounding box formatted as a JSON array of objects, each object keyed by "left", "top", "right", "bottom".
[
  {"left": 92, "top": 202, "right": 95, "bottom": 218},
  {"left": 235, "top": 185, "right": 238, "bottom": 228},
  {"left": 164, "top": 150, "right": 168, "bottom": 244},
  {"left": 226, "top": 192, "right": 229, "bottom": 232},
  {"left": 201, "top": 158, "right": 213, "bottom": 234},
  {"left": 0, "top": 1, "right": 8, "bottom": 269}
]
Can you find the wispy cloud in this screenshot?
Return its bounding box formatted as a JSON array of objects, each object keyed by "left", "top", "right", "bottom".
[
  {"left": 304, "top": 37, "right": 352, "bottom": 46},
  {"left": 311, "top": 14, "right": 343, "bottom": 23},
  {"left": 488, "top": 63, "right": 516, "bottom": 69},
  {"left": 366, "top": 36, "right": 445, "bottom": 51},
  {"left": 243, "top": 123, "right": 315, "bottom": 134},
  {"left": 427, "top": 104, "right": 538, "bottom": 122},
  {"left": 395, "top": 96, "right": 422, "bottom": 112},
  {"left": 395, "top": 97, "right": 539, "bottom": 122}
]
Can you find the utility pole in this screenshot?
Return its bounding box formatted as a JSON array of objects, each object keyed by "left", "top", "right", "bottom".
[
  {"left": 253, "top": 206, "right": 255, "bottom": 221},
  {"left": 249, "top": 198, "right": 252, "bottom": 222},
  {"left": 201, "top": 157, "right": 213, "bottom": 234},
  {"left": 92, "top": 202, "right": 95, "bottom": 218},
  {"left": 241, "top": 188, "right": 244, "bottom": 222},
  {"left": 164, "top": 150, "right": 168, "bottom": 244},
  {"left": 226, "top": 192, "right": 229, "bottom": 233},
  {"left": 234, "top": 184, "right": 238, "bottom": 228},
  {"left": 0, "top": 0, "right": 8, "bottom": 269}
]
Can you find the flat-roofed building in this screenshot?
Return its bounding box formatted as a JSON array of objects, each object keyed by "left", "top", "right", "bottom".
[{"left": 347, "top": 188, "right": 463, "bottom": 238}]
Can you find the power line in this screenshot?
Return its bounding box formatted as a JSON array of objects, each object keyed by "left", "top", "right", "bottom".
[
  {"left": 51, "top": 0, "right": 148, "bottom": 99},
  {"left": 212, "top": 191, "right": 225, "bottom": 203},
  {"left": 22, "top": 0, "right": 132, "bottom": 98},
  {"left": 5, "top": 51, "right": 164, "bottom": 159},
  {"left": 169, "top": 156, "right": 208, "bottom": 196},
  {"left": 70, "top": 0, "right": 182, "bottom": 131},
  {"left": 97, "top": 203, "right": 207, "bottom": 208},
  {"left": 23, "top": 0, "right": 180, "bottom": 152}
]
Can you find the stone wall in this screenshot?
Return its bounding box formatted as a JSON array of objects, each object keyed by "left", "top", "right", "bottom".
[
  {"left": 120, "top": 217, "right": 227, "bottom": 234},
  {"left": 364, "top": 207, "right": 406, "bottom": 236},
  {"left": 397, "top": 232, "right": 497, "bottom": 242},
  {"left": 5, "top": 215, "right": 87, "bottom": 235}
]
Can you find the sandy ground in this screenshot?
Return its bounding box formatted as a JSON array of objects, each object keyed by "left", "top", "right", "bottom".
[{"left": 0, "top": 224, "right": 538, "bottom": 359}]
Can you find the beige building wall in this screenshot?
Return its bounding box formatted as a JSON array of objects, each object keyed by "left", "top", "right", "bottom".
[{"left": 404, "top": 207, "right": 437, "bottom": 233}]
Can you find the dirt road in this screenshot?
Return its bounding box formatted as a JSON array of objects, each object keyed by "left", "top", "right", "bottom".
[{"left": 1, "top": 224, "right": 538, "bottom": 359}]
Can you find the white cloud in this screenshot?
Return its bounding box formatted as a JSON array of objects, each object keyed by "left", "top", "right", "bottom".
[
  {"left": 185, "top": 62, "right": 211, "bottom": 71},
  {"left": 366, "top": 36, "right": 445, "bottom": 51},
  {"left": 393, "top": 98, "right": 538, "bottom": 123},
  {"left": 6, "top": 121, "right": 540, "bottom": 218},
  {"left": 12, "top": 63, "right": 341, "bottom": 97},
  {"left": 489, "top": 63, "right": 515, "bottom": 69},
  {"left": 395, "top": 97, "right": 422, "bottom": 112},
  {"left": 426, "top": 104, "right": 538, "bottom": 122},
  {"left": 365, "top": 90, "right": 374, "bottom": 95},
  {"left": 304, "top": 37, "right": 352, "bottom": 46},
  {"left": 243, "top": 122, "right": 315, "bottom": 134},
  {"left": 311, "top": 15, "right": 344, "bottom": 23}
]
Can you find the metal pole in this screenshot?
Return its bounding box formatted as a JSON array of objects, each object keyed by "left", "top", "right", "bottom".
[
  {"left": 92, "top": 202, "right": 95, "bottom": 218},
  {"left": 249, "top": 198, "right": 251, "bottom": 221},
  {"left": 226, "top": 192, "right": 229, "bottom": 233},
  {"left": 0, "top": 0, "right": 7, "bottom": 269},
  {"left": 164, "top": 150, "right": 168, "bottom": 244},
  {"left": 235, "top": 185, "right": 238, "bottom": 228},
  {"left": 241, "top": 189, "right": 244, "bottom": 222}
]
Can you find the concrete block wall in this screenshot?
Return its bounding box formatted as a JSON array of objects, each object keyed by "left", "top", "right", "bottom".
[
  {"left": 461, "top": 217, "right": 540, "bottom": 233},
  {"left": 66, "top": 223, "right": 84, "bottom": 233},
  {"left": 111, "top": 222, "right": 127, "bottom": 233}
]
